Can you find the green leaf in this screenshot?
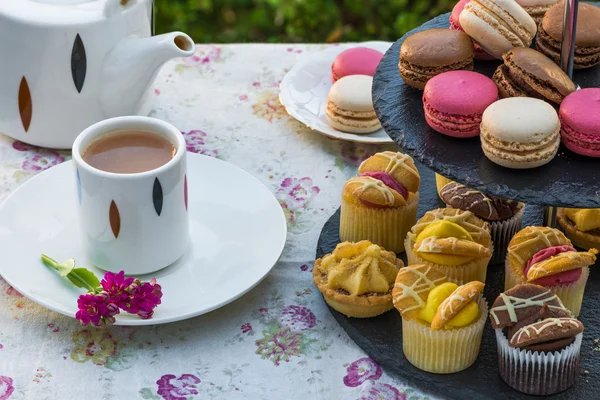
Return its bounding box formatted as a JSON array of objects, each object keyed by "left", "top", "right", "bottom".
[
  {"left": 68, "top": 268, "right": 101, "bottom": 289},
  {"left": 41, "top": 255, "right": 100, "bottom": 292},
  {"left": 138, "top": 387, "right": 161, "bottom": 400},
  {"left": 105, "top": 345, "right": 137, "bottom": 372}
]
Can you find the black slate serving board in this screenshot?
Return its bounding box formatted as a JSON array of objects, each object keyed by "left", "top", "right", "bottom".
[
  {"left": 372, "top": 5, "right": 600, "bottom": 208},
  {"left": 316, "top": 164, "right": 600, "bottom": 399}
]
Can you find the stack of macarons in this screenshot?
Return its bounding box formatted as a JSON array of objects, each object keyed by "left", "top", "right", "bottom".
[
  {"left": 399, "top": 0, "right": 543, "bottom": 91},
  {"left": 326, "top": 47, "right": 384, "bottom": 134},
  {"left": 412, "top": 0, "right": 600, "bottom": 167}
]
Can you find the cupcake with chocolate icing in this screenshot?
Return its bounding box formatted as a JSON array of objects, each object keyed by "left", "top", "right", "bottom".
[
  {"left": 490, "top": 284, "right": 583, "bottom": 395},
  {"left": 405, "top": 208, "right": 493, "bottom": 283},
  {"left": 506, "top": 226, "right": 597, "bottom": 316},
  {"left": 558, "top": 208, "right": 600, "bottom": 250},
  {"left": 393, "top": 265, "right": 487, "bottom": 373},
  {"left": 440, "top": 181, "right": 524, "bottom": 264},
  {"left": 340, "top": 151, "right": 420, "bottom": 253}
]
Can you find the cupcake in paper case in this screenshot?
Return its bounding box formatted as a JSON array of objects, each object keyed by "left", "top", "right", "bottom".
[
  {"left": 505, "top": 226, "right": 597, "bottom": 316},
  {"left": 490, "top": 284, "right": 584, "bottom": 395},
  {"left": 392, "top": 265, "right": 487, "bottom": 373},
  {"left": 440, "top": 181, "right": 524, "bottom": 264},
  {"left": 340, "top": 151, "right": 420, "bottom": 253},
  {"left": 558, "top": 208, "right": 600, "bottom": 251},
  {"left": 404, "top": 208, "right": 493, "bottom": 284},
  {"left": 313, "top": 240, "right": 403, "bottom": 318}
]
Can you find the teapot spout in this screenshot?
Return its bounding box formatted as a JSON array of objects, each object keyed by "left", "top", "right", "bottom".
[{"left": 100, "top": 32, "right": 195, "bottom": 116}]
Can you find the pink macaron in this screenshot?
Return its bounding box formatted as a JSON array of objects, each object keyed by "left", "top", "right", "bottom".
[
  {"left": 559, "top": 88, "right": 600, "bottom": 157},
  {"left": 331, "top": 47, "right": 384, "bottom": 83},
  {"left": 423, "top": 70, "right": 498, "bottom": 138},
  {"left": 449, "top": 0, "right": 496, "bottom": 61}
]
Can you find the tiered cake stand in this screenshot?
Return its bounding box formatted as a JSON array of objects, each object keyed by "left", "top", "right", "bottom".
[{"left": 317, "top": 3, "right": 600, "bottom": 399}]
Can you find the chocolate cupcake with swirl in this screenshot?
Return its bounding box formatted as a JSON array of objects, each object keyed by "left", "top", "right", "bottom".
[
  {"left": 340, "top": 151, "right": 420, "bottom": 253},
  {"left": 440, "top": 181, "right": 524, "bottom": 263},
  {"left": 405, "top": 208, "right": 493, "bottom": 284},
  {"left": 506, "top": 226, "right": 597, "bottom": 316},
  {"left": 490, "top": 284, "right": 584, "bottom": 395}
]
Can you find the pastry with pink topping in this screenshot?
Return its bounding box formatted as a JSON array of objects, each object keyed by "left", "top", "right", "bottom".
[
  {"left": 339, "top": 151, "right": 420, "bottom": 253},
  {"left": 505, "top": 226, "right": 598, "bottom": 316}
]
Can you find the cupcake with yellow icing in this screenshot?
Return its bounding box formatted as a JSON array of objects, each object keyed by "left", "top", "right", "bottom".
[
  {"left": 392, "top": 265, "right": 487, "bottom": 373},
  {"left": 340, "top": 151, "right": 420, "bottom": 253},
  {"left": 506, "top": 226, "right": 597, "bottom": 316},
  {"left": 405, "top": 208, "right": 493, "bottom": 283},
  {"left": 313, "top": 240, "right": 403, "bottom": 318},
  {"left": 558, "top": 208, "right": 600, "bottom": 250}
]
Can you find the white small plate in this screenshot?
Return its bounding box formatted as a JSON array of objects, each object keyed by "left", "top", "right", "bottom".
[
  {"left": 0, "top": 154, "right": 287, "bottom": 325},
  {"left": 280, "top": 41, "right": 393, "bottom": 144}
]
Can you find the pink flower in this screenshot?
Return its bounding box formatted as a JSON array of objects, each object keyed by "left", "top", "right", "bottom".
[
  {"left": 181, "top": 130, "right": 218, "bottom": 157},
  {"left": 360, "top": 383, "right": 405, "bottom": 400},
  {"left": 75, "top": 291, "right": 119, "bottom": 327},
  {"left": 241, "top": 323, "right": 252, "bottom": 333},
  {"left": 101, "top": 270, "right": 134, "bottom": 308},
  {"left": 0, "top": 376, "right": 14, "bottom": 400},
  {"left": 22, "top": 153, "right": 65, "bottom": 172},
  {"left": 343, "top": 358, "right": 383, "bottom": 387},
  {"left": 280, "top": 305, "right": 317, "bottom": 332},
  {"left": 300, "top": 264, "right": 309, "bottom": 272},
  {"left": 156, "top": 374, "right": 201, "bottom": 400},
  {"left": 5, "top": 286, "right": 23, "bottom": 298},
  {"left": 121, "top": 278, "right": 162, "bottom": 319},
  {"left": 181, "top": 45, "right": 221, "bottom": 66},
  {"left": 239, "top": 94, "right": 248, "bottom": 101},
  {"left": 12, "top": 141, "right": 34, "bottom": 152},
  {"left": 276, "top": 177, "right": 320, "bottom": 210}
]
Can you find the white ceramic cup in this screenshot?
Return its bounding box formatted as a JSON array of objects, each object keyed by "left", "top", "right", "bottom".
[{"left": 72, "top": 116, "right": 189, "bottom": 275}]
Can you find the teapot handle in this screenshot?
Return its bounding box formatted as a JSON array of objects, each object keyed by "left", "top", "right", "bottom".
[{"left": 103, "top": 0, "right": 137, "bottom": 17}]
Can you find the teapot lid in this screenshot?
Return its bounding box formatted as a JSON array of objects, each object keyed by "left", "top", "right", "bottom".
[{"left": 0, "top": 0, "right": 144, "bottom": 24}]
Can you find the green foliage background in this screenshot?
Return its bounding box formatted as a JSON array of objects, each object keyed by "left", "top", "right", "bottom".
[{"left": 154, "top": 0, "right": 456, "bottom": 43}]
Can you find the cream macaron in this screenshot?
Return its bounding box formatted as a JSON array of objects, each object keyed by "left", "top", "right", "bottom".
[
  {"left": 481, "top": 98, "right": 560, "bottom": 169},
  {"left": 326, "top": 75, "right": 381, "bottom": 134},
  {"left": 460, "top": 0, "right": 537, "bottom": 59}
]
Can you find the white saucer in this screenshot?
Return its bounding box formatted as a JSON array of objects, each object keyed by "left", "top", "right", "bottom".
[
  {"left": 279, "top": 41, "right": 393, "bottom": 144},
  {"left": 0, "top": 154, "right": 287, "bottom": 325}
]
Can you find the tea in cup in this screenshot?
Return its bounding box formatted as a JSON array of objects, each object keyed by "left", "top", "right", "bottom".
[{"left": 72, "top": 116, "right": 189, "bottom": 275}]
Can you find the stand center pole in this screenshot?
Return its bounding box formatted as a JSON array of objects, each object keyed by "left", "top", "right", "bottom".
[{"left": 544, "top": 0, "right": 579, "bottom": 227}]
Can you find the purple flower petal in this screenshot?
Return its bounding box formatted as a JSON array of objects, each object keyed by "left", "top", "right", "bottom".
[{"left": 343, "top": 358, "right": 383, "bottom": 387}]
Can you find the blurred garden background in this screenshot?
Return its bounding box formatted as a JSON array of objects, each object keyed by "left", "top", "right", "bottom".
[{"left": 154, "top": 0, "right": 455, "bottom": 43}]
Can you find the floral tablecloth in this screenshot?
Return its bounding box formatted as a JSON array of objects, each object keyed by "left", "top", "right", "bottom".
[{"left": 0, "top": 44, "right": 433, "bottom": 400}]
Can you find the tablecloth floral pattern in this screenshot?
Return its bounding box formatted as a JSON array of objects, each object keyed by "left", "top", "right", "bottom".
[{"left": 0, "top": 44, "right": 433, "bottom": 400}]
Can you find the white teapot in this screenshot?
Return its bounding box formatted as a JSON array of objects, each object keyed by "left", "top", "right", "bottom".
[{"left": 0, "top": 0, "right": 195, "bottom": 149}]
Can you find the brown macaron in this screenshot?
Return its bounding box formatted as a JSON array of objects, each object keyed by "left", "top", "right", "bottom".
[
  {"left": 536, "top": 1, "right": 600, "bottom": 69},
  {"left": 399, "top": 29, "right": 474, "bottom": 90},
  {"left": 493, "top": 48, "right": 576, "bottom": 105}
]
